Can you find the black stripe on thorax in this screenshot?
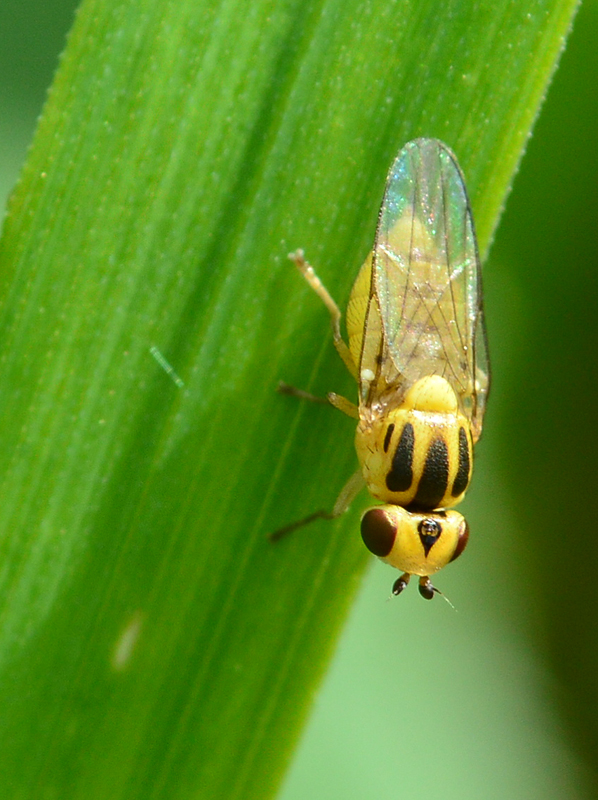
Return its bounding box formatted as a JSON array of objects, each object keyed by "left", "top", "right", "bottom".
[
  {"left": 411, "top": 438, "right": 449, "bottom": 509},
  {"left": 451, "top": 426, "right": 470, "bottom": 497},
  {"left": 386, "top": 423, "right": 414, "bottom": 492}
]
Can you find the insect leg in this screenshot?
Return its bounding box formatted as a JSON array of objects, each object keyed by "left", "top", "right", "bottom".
[
  {"left": 288, "top": 250, "right": 357, "bottom": 378},
  {"left": 269, "top": 510, "right": 335, "bottom": 542},
  {"left": 331, "top": 468, "right": 366, "bottom": 516},
  {"left": 277, "top": 381, "right": 329, "bottom": 404},
  {"left": 278, "top": 382, "right": 358, "bottom": 419},
  {"left": 327, "top": 392, "right": 359, "bottom": 419},
  {"left": 270, "top": 469, "right": 365, "bottom": 542}
]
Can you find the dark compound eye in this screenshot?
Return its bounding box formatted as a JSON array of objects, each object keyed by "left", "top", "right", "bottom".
[
  {"left": 361, "top": 508, "right": 397, "bottom": 557},
  {"left": 449, "top": 519, "right": 470, "bottom": 562}
]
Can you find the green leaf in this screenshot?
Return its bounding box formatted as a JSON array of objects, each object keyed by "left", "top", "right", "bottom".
[{"left": 0, "top": 0, "right": 580, "bottom": 798}]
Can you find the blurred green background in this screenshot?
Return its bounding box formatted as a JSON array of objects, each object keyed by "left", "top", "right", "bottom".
[{"left": 1, "top": 0, "right": 597, "bottom": 798}]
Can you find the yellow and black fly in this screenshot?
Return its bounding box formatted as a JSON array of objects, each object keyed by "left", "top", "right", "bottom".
[{"left": 277, "top": 138, "right": 489, "bottom": 599}]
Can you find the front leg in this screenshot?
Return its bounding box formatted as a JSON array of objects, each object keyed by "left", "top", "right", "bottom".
[{"left": 277, "top": 382, "right": 359, "bottom": 420}]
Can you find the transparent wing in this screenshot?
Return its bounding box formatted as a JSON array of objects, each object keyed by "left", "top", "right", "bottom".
[{"left": 360, "top": 138, "right": 489, "bottom": 438}]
